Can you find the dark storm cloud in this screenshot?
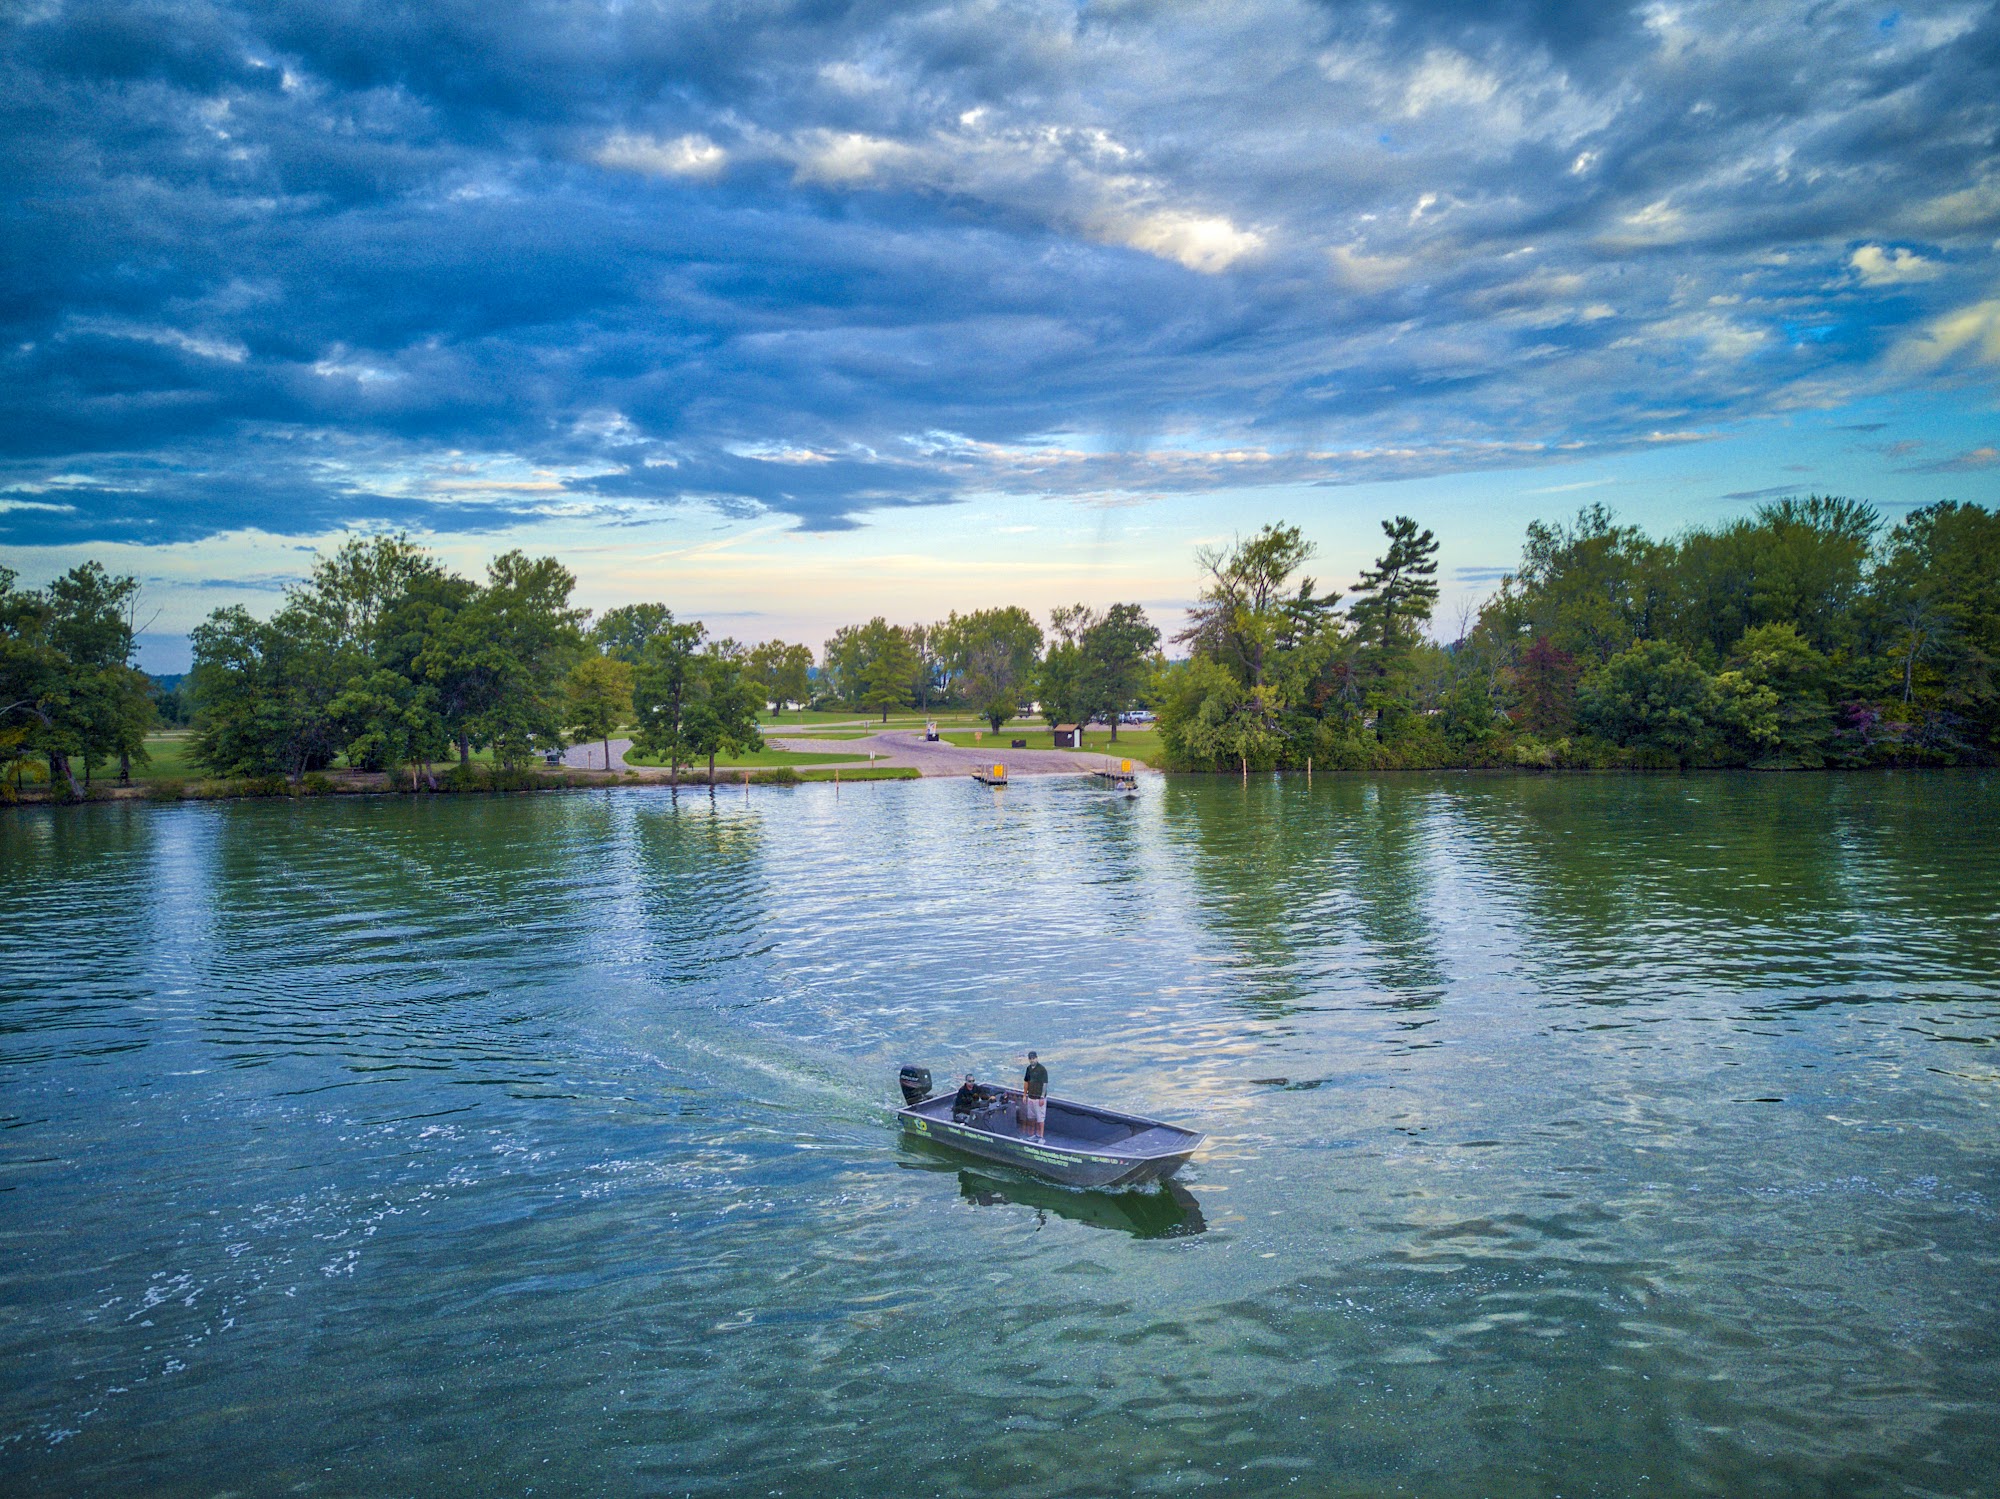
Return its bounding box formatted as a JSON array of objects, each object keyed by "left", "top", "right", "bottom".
[
  {"left": 4, "top": 0, "right": 1998, "bottom": 546},
  {"left": 0, "top": 439, "right": 557, "bottom": 545}
]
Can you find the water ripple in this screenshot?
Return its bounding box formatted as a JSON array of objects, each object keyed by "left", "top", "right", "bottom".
[{"left": 2, "top": 774, "right": 1997, "bottom": 1495}]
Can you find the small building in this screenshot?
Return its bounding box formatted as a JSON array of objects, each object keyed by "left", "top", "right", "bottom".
[{"left": 1052, "top": 724, "right": 1082, "bottom": 748}]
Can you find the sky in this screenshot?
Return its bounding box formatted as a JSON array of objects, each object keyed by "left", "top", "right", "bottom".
[{"left": 3, "top": 0, "right": 1998, "bottom": 672}]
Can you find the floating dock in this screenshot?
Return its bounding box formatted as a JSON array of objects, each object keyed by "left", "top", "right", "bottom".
[
  {"left": 1092, "top": 758, "right": 1139, "bottom": 790},
  {"left": 972, "top": 762, "right": 1008, "bottom": 786}
]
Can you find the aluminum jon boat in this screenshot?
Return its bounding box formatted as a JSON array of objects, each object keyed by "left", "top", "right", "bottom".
[{"left": 895, "top": 1067, "right": 1203, "bottom": 1189}]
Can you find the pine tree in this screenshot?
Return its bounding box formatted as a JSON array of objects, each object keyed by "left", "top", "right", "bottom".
[{"left": 1347, "top": 516, "right": 1439, "bottom": 739}]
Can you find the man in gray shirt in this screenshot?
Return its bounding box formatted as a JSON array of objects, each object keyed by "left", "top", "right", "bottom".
[{"left": 1020, "top": 1051, "right": 1048, "bottom": 1141}]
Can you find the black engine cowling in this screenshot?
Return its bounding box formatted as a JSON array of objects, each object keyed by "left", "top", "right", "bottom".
[{"left": 898, "top": 1066, "right": 933, "bottom": 1105}]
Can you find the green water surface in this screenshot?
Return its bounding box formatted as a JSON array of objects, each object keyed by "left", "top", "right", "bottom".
[{"left": 2, "top": 773, "right": 1996, "bottom": 1497}]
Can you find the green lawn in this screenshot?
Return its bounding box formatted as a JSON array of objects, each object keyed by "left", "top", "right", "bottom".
[
  {"left": 756, "top": 708, "right": 876, "bottom": 726},
  {"left": 753, "top": 728, "right": 884, "bottom": 740},
  {"left": 757, "top": 708, "right": 995, "bottom": 730},
  {"left": 936, "top": 727, "right": 1160, "bottom": 761},
  {"left": 756, "top": 708, "right": 951, "bottom": 727},
  {"left": 112, "top": 733, "right": 203, "bottom": 783}
]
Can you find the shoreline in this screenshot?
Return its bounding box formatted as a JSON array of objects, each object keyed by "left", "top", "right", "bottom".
[{"left": 3, "top": 758, "right": 1985, "bottom": 810}]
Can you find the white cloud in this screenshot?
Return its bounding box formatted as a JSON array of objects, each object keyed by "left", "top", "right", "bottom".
[
  {"left": 1402, "top": 49, "right": 1501, "bottom": 115},
  {"left": 1850, "top": 244, "right": 1942, "bottom": 286},
  {"left": 1327, "top": 243, "right": 1412, "bottom": 292},
  {"left": 791, "top": 130, "right": 916, "bottom": 185},
  {"left": 595, "top": 131, "right": 729, "bottom": 180},
  {"left": 68, "top": 320, "right": 248, "bottom": 362},
  {"left": 1894, "top": 295, "right": 2000, "bottom": 370},
  {"left": 1605, "top": 199, "right": 1688, "bottom": 248},
  {"left": 311, "top": 350, "right": 400, "bottom": 384},
  {"left": 764, "top": 116, "right": 1261, "bottom": 272},
  {"left": 1105, "top": 211, "right": 1263, "bottom": 274}
]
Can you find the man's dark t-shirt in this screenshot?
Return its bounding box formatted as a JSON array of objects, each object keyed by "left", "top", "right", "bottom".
[{"left": 1023, "top": 1062, "right": 1048, "bottom": 1100}]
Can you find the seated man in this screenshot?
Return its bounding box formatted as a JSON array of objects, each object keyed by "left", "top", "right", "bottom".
[{"left": 951, "top": 1074, "right": 987, "bottom": 1122}]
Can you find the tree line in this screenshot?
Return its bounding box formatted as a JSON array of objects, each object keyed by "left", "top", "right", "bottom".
[
  {"left": 816, "top": 604, "right": 1161, "bottom": 736},
  {"left": 7, "top": 494, "right": 1993, "bottom": 796},
  {"left": 1155, "top": 498, "right": 1999, "bottom": 771},
  {"left": 176, "top": 537, "right": 813, "bottom": 788}
]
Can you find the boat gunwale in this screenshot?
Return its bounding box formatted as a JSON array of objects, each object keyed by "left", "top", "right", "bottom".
[{"left": 895, "top": 1091, "right": 1204, "bottom": 1164}]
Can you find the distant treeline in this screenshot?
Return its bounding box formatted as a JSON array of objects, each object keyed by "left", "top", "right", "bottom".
[
  {"left": 1156, "top": 498, "right": 1999, "bottom": 772},
  {"left": 5, "top": 495, "right": 1994, "bottom": 798}
]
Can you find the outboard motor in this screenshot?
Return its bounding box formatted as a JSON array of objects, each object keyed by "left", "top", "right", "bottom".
[{"left": 898, "top": 1066, "right": 933, "bottom": 1106}]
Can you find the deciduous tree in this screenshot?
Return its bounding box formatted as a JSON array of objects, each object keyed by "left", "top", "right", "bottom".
[
  {"left": 1576, "top": 640, "right": 1718, "bottom": 766},
  {"left": 632, "top": 619, "right": 708, "bottom": 784},
  {"left": 937, "top": 607, "right": 1043, "bottom": 730},
  {"left": 565, "top": 654, "right": 635, "bottom": 772},
  {"left": 1082, "top": 603, "right": 1161, "bottom": 742}
]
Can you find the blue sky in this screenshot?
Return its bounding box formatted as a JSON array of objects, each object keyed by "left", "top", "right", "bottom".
[{"left": 3, "top": 0, "right": 1997, "bottom": 671}]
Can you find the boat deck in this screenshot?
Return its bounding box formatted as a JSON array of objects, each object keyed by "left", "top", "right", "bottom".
[{"left": 898, "top": 1089, "right": 1202, "bottom": 1186}]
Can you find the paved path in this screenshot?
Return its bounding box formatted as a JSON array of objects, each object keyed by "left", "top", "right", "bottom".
[{"left": 561, "top": 738, "right": 633, "bottom": 771}]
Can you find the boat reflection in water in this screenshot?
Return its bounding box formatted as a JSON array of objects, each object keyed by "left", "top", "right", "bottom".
[
  {"left": 957, "top": 1168, "right": 1206, "bottom": 1238},
  {"left": 898, "top": 1138, "right": 1206, "bottom": 1238}
]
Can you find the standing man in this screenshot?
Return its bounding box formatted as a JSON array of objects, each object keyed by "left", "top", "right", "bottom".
[{"left": 1020, "top": 1051, "right": 1049, "bottom": 1141}]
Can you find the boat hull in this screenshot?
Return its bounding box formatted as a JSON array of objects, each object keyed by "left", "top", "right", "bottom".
[{"left": 895, "top": 1091, "right": 1201, "bottom": 1189}]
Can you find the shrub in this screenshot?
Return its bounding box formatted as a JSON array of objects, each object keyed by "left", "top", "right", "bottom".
[
  {"left": 300, "top": 773, "right": 336, "bottom": 796},
  {"left": 750, "top": 766, "right": 801, "bottom": 785},
  {"left": 146, "top": 779, "right": 187, "bottom": 802},
  {"left": 1514, "top": 735, "right": 1563, "bottom": 769},
  {"left": 1576, "top": 640, "right": 1719, "bottom": 766}
]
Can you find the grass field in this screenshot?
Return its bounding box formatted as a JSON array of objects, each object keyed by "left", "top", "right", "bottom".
[
  {"left": 108, "top": 733, "right": 203, "bottom": 783},
  {"left": 755, "top": 708, "right": 959, "bottom": 727},
  {"left": 753, "top": 728, "right": 884, "bottom": 740},
  {"left": 122, "top": 733, "right": 530, "bottom": 782},
  {"left": 935, "top": 727, "right": 1160, "bottom": 761},
  {"left": 755, "top": 709, "right": 876, "bottom": 726}
]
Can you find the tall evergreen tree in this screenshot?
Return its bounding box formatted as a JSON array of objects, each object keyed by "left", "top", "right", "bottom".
[{"left": 1347, "top": 516, "right": 1439, "bottom": 738}]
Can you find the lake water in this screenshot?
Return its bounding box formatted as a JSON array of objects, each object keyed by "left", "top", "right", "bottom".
[{"left": 3, "top": 773, "right": 1997, "bottom": 1497}]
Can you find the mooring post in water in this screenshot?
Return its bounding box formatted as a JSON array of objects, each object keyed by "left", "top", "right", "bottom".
[
  {"left": 742, "top": 768, "right": 749, "bottom": 801},
  {"left": 1307, "top": 756, "right": 1312, "bottom": 783},
  {"left": 1241, "top": 753, "right": 1247, "bottom": 781}
]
